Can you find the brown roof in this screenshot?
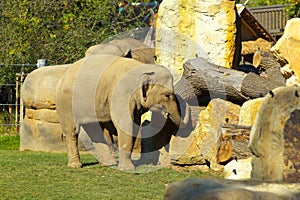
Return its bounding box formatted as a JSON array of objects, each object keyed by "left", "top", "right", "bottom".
[{"left": 237, "top": 4, "right": 276, "bottom": 42}]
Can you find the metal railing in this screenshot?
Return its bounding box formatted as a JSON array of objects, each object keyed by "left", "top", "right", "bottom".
[{"left": 0, "top": 60, "right": 46, "bottom": 131}]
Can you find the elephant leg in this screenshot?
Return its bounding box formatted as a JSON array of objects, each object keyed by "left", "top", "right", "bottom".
[
  {"left": 83, "top": 122, "right": 117, "bottom": 166},
  {"left": 118, "top": 132, "right": 135, "bottom": 170},
  {"left": 118, "top": 120, "right": 141, "bottom": 171},
  {"left": 96, "top": 125, "right": 117, "bottom": 167},
  {"left": 66, "top": 126, "right": 82, "bottom": 168},
  {"left": 93, "top": 141, "right": 117, "bottom": 166},
  {"left": 102, "top": 121, "right": 118, "bottom": 154}
]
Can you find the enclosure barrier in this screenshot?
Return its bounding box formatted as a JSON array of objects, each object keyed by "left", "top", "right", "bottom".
[{"left": 0, "top": 60, "right": 46, "bottom": 131}]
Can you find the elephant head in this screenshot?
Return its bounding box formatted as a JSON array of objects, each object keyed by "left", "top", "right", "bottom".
[{"left": 139, "top": 71, "right": 191, "bottom": 128}]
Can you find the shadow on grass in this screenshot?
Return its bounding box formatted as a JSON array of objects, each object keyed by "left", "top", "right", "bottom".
[{"left": 82, "top": 162, "right": 99, "bottom": 167}]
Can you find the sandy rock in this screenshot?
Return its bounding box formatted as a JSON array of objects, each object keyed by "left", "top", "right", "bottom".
[
  {"left": 280, "top": 64, "right": 293, "bottom": 79},
  {"left": 22, "top": 65, "right": 70, "bottom": 109},
  {"left": 169, "top": 127, "right": 204, "bottom": 165},
  {"left": 286, "top": 75, "right": 300, "bottom": 87},
  {"left": 155, "top": 0, "right": 240, "bottom": 80},
  {"left": 25, "top": 108, "right": 59, "bottom": 123},
  {"left": 20, "top": 116, "right": 66, "bottom": 152},
  {"left": 238, "top": 98, "right": 264, "bottom": 126},
  {"left": 20, "top": 116, "right": 88, "bottom": 152},
  {"left": 249, "top": 86, "right": 300, "bottom": 182},
  {"left": 169, "top": 99, "right": 240, "bottom": 167},
  {"left": 164, "top": 178, "right": 300, "bottom": 200},
  {"left": 198, "top": 99, "right": 240, "bottom": 165},
  {"left": 241, "top": 38, "right": 272, "bottom": 55},
  {"left": 21, "top": 65, "right": 69, "bottom": 153},
  {"left": 224, "top": 157, "right": 252, "bottom": 180},
  {"left": 271, "top": 18, "right": 300, "bottom": 84}
]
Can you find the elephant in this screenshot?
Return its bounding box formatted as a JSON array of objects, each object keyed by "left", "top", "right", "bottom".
[
  {"left": 85, "top": 38, "right": 156, "bottom": 64},
  {"left": 56, "top": 53, "right": 190, "bottom": 170}
]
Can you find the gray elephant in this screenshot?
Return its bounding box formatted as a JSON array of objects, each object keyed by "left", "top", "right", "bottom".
[
  {"left": 56, "top": 53, "right": 190, "bottom": 170},
  {"left": 85, "top": 38, "right": 156, "bottom": 64}
]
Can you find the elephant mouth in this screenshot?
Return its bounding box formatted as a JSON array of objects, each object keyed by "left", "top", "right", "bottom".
[
  {"left": 148, "top": 104, "right": 169, "bottom": 129},
  {"left": 148, "top": 102, "right": 190, "bottom": 129},
  {"left": 149, "top": 104, "right": 169, "bottom": 119}
]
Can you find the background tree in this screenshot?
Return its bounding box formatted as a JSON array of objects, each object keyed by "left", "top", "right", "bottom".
[
  {"left": 0, "top": 0, "right": 156, "bottom": 128},
  {"left": 0, "top": 0, "right": 155, "bottom": 84}
]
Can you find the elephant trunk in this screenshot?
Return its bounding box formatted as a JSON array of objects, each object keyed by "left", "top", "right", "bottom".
[
  {"left": 181, "top": 102, "right": 191, "bottom": 127},
  {"left": 168, "top": 96, "right": 191, "bottom": 128}
]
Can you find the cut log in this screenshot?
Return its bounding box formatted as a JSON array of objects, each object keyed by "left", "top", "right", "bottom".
[
  {"left": 175, "top": 57, "right": 285, "bottom": 103},
  {"left": 258, "top": 51, "right": 282, "bottom": 70},
  {"left": 218, "top": 123, "right": 252, "bottom": 162}
]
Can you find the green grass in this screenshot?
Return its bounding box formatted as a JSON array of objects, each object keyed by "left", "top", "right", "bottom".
[
  {"left": 0, "top": 135, "right": 20, "bottom": 150},
  {"left": 0, "top": 136, "right": 221, "bottom": 200}
]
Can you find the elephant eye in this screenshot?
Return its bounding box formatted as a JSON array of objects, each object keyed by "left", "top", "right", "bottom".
[{"left": 162, "top": 92, "right": 171, "bottom": 98}]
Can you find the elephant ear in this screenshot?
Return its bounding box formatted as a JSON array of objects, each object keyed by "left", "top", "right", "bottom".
[{"left": 139, "top": 72, "right": 155, "bottom": 99}]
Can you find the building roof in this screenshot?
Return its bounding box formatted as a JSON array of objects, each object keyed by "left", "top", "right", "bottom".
[{"left": 237, "top": 4, "right": 276, "bottom": 42}]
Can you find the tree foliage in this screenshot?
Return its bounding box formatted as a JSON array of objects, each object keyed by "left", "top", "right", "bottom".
[
  {"left": 0, "top": 0, "right": 155, "bottom": 84},
  {"left": 1, "top": 0, "right": 298, "bottom": 84}
]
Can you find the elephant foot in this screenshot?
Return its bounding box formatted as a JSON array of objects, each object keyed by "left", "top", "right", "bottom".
[
  {"left": 68, "top": 161, "right": 82, "bottom": 168},
  {"left": 118, "top": 161, "right": 135, "bottom": 171},
  {"left": 99, "top": 157, "right": 117, "bottom": 167}
]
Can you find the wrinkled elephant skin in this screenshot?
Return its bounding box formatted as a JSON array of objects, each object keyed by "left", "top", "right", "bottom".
[{"left": 56, "top": 54, "right": 188, "bottom": 170}]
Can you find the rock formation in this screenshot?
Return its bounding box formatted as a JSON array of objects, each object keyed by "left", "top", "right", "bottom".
[
  {"left": 224, "top": 157, "right": 252, "bottom": 180},
  {"left": 238, "top": 98, "right": 264, "bottom": 126},
  {"left": 155, "top": 0, "right": 240, "bottom": 80},
  {"left": 271, "top": 18, "right": 300, "bottom": 86},
  {"left": 20, "top": 65, "right": 69, "bottom": 152},
  {"left": 164, "top": 178, "right": 300, "bottom": 200},
  {"left": 169, "top": 98, "right": 241, "bottom": 167},
  {"left": 249, "top": 86, "right": 300, "bottom": 182},
  {"left": 241, "top": 38, "right": 272, "bottom": 55}
]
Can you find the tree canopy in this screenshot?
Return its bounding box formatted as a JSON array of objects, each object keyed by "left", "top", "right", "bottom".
[
  {"left": 0, "top": 0, "right": 299, "bottom": 84},
  {"left": 0, "top": 0, "right": 155, "bottom": 83}
]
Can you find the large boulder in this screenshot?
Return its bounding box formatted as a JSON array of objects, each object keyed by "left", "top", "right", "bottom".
[
  {"left": 197, "top": 99, "right": 240, "bottom": 165},
  {"left": 271, "top": 18, "right": 300, "bottom": 85},
  {"left": 169, "top": 99, "right": 241, "bottom": 167},
  {"left": 20, "top": 65, "right": 70, "bottom": 152},
  {"left": 22, "top": 65, "right": 69, "bottom": 110},
  {"left": 224, "top": 157, "right": 252, "bottom": 180},
  {"left": 241, "top": 38, "right": 272, "bottom": 55},
  {"left": 238, "top": 98, "right": 264, "bottom": 126},
  {"left": 155, "top": 0, "right": 240, "bottom": 80},
  {"left": 164, "top": 178, "right": 300, "bottom": 200},
  {"left": 249, "top": 86, "right": 300, "bottom": 182},
  {"left": 21, "top": 116, "right": 66, "bottom": 152}
]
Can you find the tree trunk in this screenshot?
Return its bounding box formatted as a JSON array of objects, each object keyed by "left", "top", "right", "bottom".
[{"left": 175, "top": 57, "right": 285, "bottom": 104}]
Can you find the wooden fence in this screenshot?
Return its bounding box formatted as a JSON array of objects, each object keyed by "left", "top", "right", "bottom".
[{"left": 250, "top": 5, "right": 288, "bottom": 40}]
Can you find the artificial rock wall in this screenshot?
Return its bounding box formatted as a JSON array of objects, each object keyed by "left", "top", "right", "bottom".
[
  {"left": 271, "top": 18, "right": 300, "bottom": 86},
  {"left": 20, "top": 65, "right": 69, "bottom": 152},
  {"left": 155, "top": 0, "right": 240, "bottom": 81}
]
